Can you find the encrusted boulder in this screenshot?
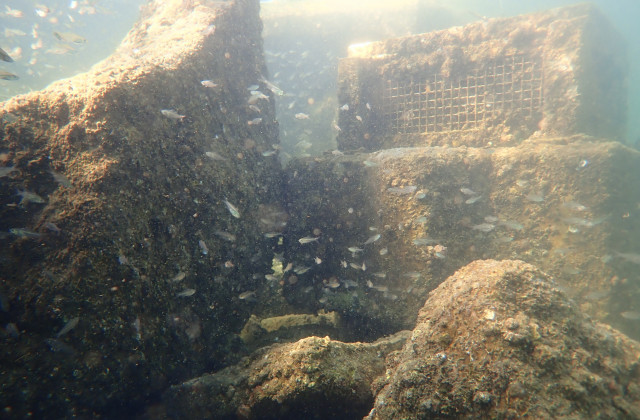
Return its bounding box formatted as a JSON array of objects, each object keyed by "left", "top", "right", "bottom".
[
  {"left": 368, "top": 260, "right": 640, "bottom": 419},
  {"left": 0, "top": 0, "right": 282, "bottom": 417},
  {"left": 163, "top": 331, "right": 410, "bottom": 419}
]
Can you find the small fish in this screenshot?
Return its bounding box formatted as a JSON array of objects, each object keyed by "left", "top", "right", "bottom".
[
  {"left": 413, "top": 238, "right": 438, "bottom": 246},
  {"left": 472, "top": 223, "right": 495, "bottom": 232},
  {"left": 498, "top": 220, "right": 524, "bottom": 231},
  {"left": 16, "top": 189, "right": 45, "bottom": 206},
  {"left": 200, "top": 80, "right": 218, "bottom": 88},
  {"left": 298, "top": 236, "right": 319, "bottom": 244},
  {"left": 295, "top": 113, "right": 310, "bottom": 120},
  {"left": 0, "top": 165, "right": 17, "bottom": 177},
  {"left": 260, "top": 78, "right": 284, "bottom": 96},
  {"left": 214, "top": 230, "right": 236, "bottom": 242},
  {"left": 262, "top": 150, "right": 277, "bottom": 157},
  {"left": 465, "top": 196, "right": 482, "bottom": 204},
  {"left": 247, "top": 117, "right": 262, "bottom": 126},
  {"left": 340, "top": 104, "right": 349, "bottom": 111},
  {"left": 170, "top": 272, "right": 186, "bottom": 283},
  {"left": 325, "top": 278, "right": 340, "bottom": 289},
  {"left": 460, "top": 187, "right": 477, "bottom": 195},
  {"left": 379, "top": 248, "right": 388, "bottom": 255},
  {"left": 620, "top": 311, "right": 640, "bottom": 321},
  {"left": 0, "top": 47, "right": 14, "bottom": 62},
  {"left": 198, "top": 240, "right": 209, "bottom": 255},
  {"left": 4, "top": 7, "right": 24, "bottom": 18},
  {"left": 364, "top": 234, "right": 381, "bottom": 245},
  {"left": 293, "top": 265, "right": 311, "bottom": 274},
  {"left": 239, "top": 291, "right": 256, "bottom": 300},
  {"left": 161, "top": 109, "right": 185, "bottom": 120},
  {"left": 403, "top": 272, "right": 422, "bottom": 280},
  {"left": 349, "top": 262, "right": 362, "bottom": 271},
  {"left": 314, "top": 256, "right": 322, "bottom": 264},
  {"left": 614, "top": 251, "right": 640, "bottom": 265},
  {"left": 248, "top": 90, "right": 268, "bottom": 104},
  {"left": 265, "top": 274, "right": 278, "bottom": 282},
  {"left": 49, "top": 169, "right": 72, "bottom": 188},
  {"left": 223, "top": 199, "right": 241, "bottom": 218},
  {"left": 264, "top": 232, "right": 282, "bottom": 238},
  {"left": 362, "top": 160, "right": 378, "bottom": 167},
  {"left": 44, "top": 222, "right": 61, "bottom": 234},
  {"left": 348, "top": 246, "right": 363, "bottom": 254},
  {"left": 562, "top": 201, "right": 588, "bottom": 212},
  {"left": 387, "top": 185, "right": 417, "bottom": 195},
  {"left": 56, "top": 317, "right": 79, "bottom": 338},
  {"left": 0, "top": 70, "right": 19, "bottom": 80},
  {"left": 525, "top": 192, "right": 544, "bottom": 202},
  {"left": 53, "top": 31, "right": 86, "bottom": 44},
  {"left": 332, "top": 122, "right": 342, "bottom": 132},
  {"left": 177, "top": 288, "right": 196, "bottom": 297},
  {"left": 205, "top": 151, "right": 226, "bottom": 161}
]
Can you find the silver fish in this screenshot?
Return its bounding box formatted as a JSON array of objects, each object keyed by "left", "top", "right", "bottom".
[
  {"left": 295, "top": 113, "right": 310, "bottom": 120},
  {"left": 0, "top": 47, "right": 14, "bottom": 62},
  {"left": 177, "top": 288, "right": 196, "bottom": 297},
  {"left": 465, "top": 196, "right": 482, "bottom": 204},
  {"left": 413, "top": 238, "right": 438, "bottom": 246},
  {"left": 0, "top": 70, "right": 19, "bottom": 81},
  {"left": 260, "top": 77, "right": 284, "bottom": 96},
  {"left": 298, "top": 236, "right": 319, "bottom": 244},
  {"left": 460, "top": 187, "right": 477, "bottom": 195},
  {"left": 238, "top": 291, "right": 256, "bottom": 300},
  {"left": 620, "top": 311, "right": 640, "bottom": 320},
  {"left": 161, "top": 109, "right": 185, "bottom": 120},
  {"left": 472, "top": 223, "right": 495, "bottom": 232},
  {"left": 387, "top": 185, "right": 417, "bottom": 195},
  {"left": 363, "top": 234, "right": 381, "bottom": 245},
  {"left": 205, "top": 151, "right": 226, "bottom": 161},
  {"left": 214, "top": 230, "right": 236, "bottom": 242},
  {"left": 53, "top": 31, "right": 86, "bottom": 44},
  {"left": 56, "top": 317, "right": 79, "bottom": 338},
  {"left": 198, "top": 240, "right": 208, "bottom": 255},
  {"left": 49, "top": 169, "right": 72, "bottom": 188},
  {"left": 200, "top": 80, "right": 218, "bottom": 88},
  {"left": 525, "top": 192, "right": 544, "bottom": 202},
  {"left": 16, "top": 189, "right": 45, "bottom": 206},
  {"left": 223, "top": 199, "right": 241, "bottom": 218}
]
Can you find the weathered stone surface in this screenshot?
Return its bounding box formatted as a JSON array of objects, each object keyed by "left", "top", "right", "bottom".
[
  {"left": 281, "top": 136, "right": 640, "bottom": 340},
  {"left": 367, "top": 259, "right": 640, "bottom": 419},
  {"left": 163, "top": 331, "right": 410, "bottom": 419},
  {"left": 0, "top": 0, "right": 282, "bottom": 417},
  {"left": 337, "top": 3, "right": 626, "bottom": 151},
  {"left": 239, "top": 310, "right": 343, "bottom": 351}
]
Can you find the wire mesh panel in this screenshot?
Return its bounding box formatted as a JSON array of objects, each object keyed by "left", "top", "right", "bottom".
[{"left": 382, "top": 54, "right": 543, "bottom": 134}]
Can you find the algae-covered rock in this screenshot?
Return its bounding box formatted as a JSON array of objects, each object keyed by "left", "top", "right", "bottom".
[
  {"left": 164, "top": 331, "right": 410, "bottom": 419},
  {"left": 0, "top": 0, "right": 282, "bottom": 417},
  {"left": 281, "top": 136, "right": 640, "bottom": 341},
  {"left": 367, "top": 260, "right": 640, "bottom": 419}
]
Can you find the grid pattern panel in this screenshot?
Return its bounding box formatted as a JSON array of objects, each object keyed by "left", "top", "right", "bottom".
[{"left": 382, "top": 55, "right": 543, "bottom": 134}]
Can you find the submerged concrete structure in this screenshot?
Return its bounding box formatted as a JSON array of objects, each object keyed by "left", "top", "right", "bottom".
[
  {"left": 337, "top": 4, "right": 626, "bottom": 150},
  {"left": 1, "top": 1, "right": 638, "bottom": 419},
  {"left": 0, "top": 0, "right": 283, "bottom": 417}
]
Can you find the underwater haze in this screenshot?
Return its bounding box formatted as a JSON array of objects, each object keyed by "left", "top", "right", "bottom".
[{"left": 1, "top": 0, "right": 640, "bottom": 419}]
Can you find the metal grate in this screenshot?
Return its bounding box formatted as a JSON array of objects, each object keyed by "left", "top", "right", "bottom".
[{"left": 382, "top": 54, "right": 543, "bottom": 134}]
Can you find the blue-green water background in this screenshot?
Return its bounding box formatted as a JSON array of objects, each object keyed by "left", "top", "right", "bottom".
[{"left": 1, "top": 0, "right": 638, "bottom": 145}]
